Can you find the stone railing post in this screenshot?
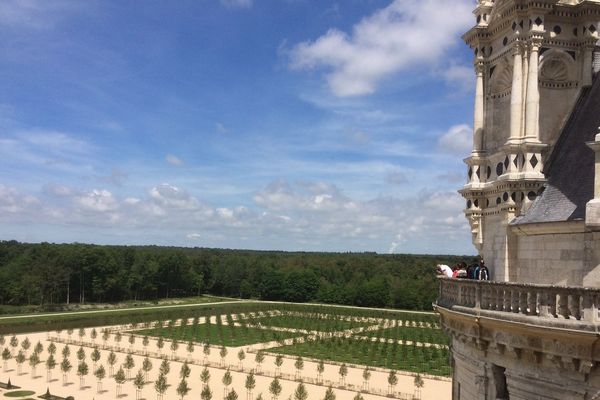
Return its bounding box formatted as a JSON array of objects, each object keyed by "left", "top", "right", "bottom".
[
  {"left": 582, "top": 291, "right": 598, "bottom": 323},
  {"left": 475, "top": 284, "right": 482, "bottom": 309}
]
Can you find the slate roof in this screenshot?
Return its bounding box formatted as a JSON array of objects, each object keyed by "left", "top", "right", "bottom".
[{"left": 511, "top": 76, "right": 600, "bottom": 225}]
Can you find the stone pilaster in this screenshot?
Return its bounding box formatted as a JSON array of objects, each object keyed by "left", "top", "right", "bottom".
[
  {"left": 509, "top": 42, "right": 524, "bottom": 143},
  {"left": 473, "top": 61, "right": 485, "bottom": 155},
  {"left": 525, "top": 40, "right": 541, "bottom": 143},
  {"left": 586, "top": 129, "right": 600, "bottom": 228}
]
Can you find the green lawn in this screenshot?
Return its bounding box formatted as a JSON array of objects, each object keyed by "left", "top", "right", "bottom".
[
  {"left": 250, "top": 314, "right": 372, "bottom": 332},
  {"left": 3, "top": 391, "right": 36, "bottom": 397},
  {"left": 270, "top": 337, "right": 452, "bottom": 376},
  {"left": 359, "top": 326, "right": 449, "bottom": 345},
  {"left": 135, "top": 322, "right": 301, "bottom": 347}
]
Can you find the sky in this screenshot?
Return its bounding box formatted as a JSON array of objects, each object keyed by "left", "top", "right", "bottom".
[{"left": 0, "top": 0, "right": 478, "bottom": 255}]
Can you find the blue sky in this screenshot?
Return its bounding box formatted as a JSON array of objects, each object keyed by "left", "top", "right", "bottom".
[{"left": 0, "top": 0, "right": 477, "bottom": 254}]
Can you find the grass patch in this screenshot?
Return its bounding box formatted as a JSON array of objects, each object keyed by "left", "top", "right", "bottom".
[
  {"left": 271, "top": 337, "right": 451, "bottom": 376},
  {"left": 136, "top": 322, "right": 300, "bottom": 347},
  {"left": 251, "top": 314, "right": 372, "bottom": 332},
  {"left": 359, "top": 326, "right": 449, "bottom": 345},
  {"left": 4, "top": 391, "right": 36, "bottom": 397}
]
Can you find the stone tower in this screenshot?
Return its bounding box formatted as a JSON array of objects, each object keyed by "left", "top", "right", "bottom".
[
  {"left": 437, "top": 1, "right": 600, "bottom": 399},
  {"left": 461, "top": 0, "right": 600, "bottom": 283}
]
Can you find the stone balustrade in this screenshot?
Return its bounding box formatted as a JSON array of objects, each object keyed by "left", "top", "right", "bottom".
[{"left": 437, "top": 278, "right": 600, "bottom": 327}]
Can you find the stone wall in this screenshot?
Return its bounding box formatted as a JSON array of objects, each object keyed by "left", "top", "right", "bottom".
[{"left": 515, "top": 232, "right": 586, "bottom": 285}]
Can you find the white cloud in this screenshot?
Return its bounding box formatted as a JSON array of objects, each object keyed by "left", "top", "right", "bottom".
[
  {"left": 289, "top": 0, "right": 473, "bottom": 96},
  {"left": 220, "top": 0, "right": 252, "bottom": 9},
  {"left": 438, "top": 124, "right": 472, "bottom": 156},
  {"left": 186, "top": 233, "right": 202, "bottom": 239},
  {"left": 166, "top": 154, "right": 184, "bottom": 166},
  {"left": 0, "top": 0, "right": 78, "bottom": 29},
  {"left": 76, "top": 189, "right": 118, "bottom": 212},
  {"left": 441, "top": 63, "right": 475, "bottom": 92},
  {"left": 0, "top": 184, "right": 38, "bottom": 214}
]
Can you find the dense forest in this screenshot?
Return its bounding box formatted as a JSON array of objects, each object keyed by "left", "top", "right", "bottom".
[{"left": 0, "top": 241, "right": 469, "bottom": 311}]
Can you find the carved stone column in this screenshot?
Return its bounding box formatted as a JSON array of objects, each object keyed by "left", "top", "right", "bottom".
[
  {"left": 525, "top": 40, "right": 541, "bottom": 142},
  {"left": 473, "top": 61, "right": 485, "bottom": 154},
  {"left": 509, "top": 42, "right": 523, "bottom": 143}
]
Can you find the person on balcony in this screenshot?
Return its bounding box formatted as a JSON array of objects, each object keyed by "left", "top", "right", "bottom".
[{"left": 437, "top": 264, "right": 453, "bottom": 278}]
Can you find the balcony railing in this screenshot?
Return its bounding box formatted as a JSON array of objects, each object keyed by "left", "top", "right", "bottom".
[{"left": 436, "top": 278, "right": 600, "bottom": 328}]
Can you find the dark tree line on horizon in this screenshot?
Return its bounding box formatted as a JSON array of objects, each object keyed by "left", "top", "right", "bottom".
[{"left": 0, "top": 240, "right": 468, "bottom": 312}]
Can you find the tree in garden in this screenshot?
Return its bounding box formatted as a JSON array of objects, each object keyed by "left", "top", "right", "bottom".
[
  {"left": 353, "top": 393, "right": 364, "bottom": 400},
  {"left": 362, "top": 367, "right": 371, "bottom": 391},
  {"left": 62, "top": 345, "right": 71, "bottom": 359},
  {"left": 124, "top": 353, "right": 135, "bottom": 379},
  {"left": 171, "top": 340, "right": 179, "bottom": 359},
  {"left": 294, "top": 383, "right": 308, "bottom": 400},
  {"left": 200, "top": 366, "right": 211, "bottom": 388},
  {"left": 201, "top": 384, "right": 213, "bottom": 400},
  {"left": 133, "top": 369, "right": 146, "bottom": 400},
  {"left": 143, "top": 356, "right": 153, "bottom": 381},
  {"left": 108, "top": 351, "right": 117, "bottom": 377},
  {"left": 245, "top": 372, "right": 256, "bottom": 400},
  {"left": 9, "top": 335, "right": 18, "bottom": 356},
  {"left": 60, "top": 357, "right": 72, "bottom": 386},
  {"left": 129, "top": 334, "right": 136, "bottom": 349},
  {"left": 0, "top": 334, "right": 4, "bottom": 351},
  {"left": 34, "top": 341, "right": 44, "bottom": 356},
  {"left": 159, "top": 358, "right": 171, "bottom": 376},
  {"left": 294, "top": 356, "right": 304, "bottom": 380},
  {"left": 238, "top": 349, "right": 246, "bottom": 369},
  {"left": 317, "top": 360, "right": 325, "bottom": 384},
  {"left": 102, "top": 329, "right": 110, "bottom": 346},
  {"left": 180, "top": 361, "right": 191, "bottom": 379},
  {"left": 95, "top": 364, "right": 106, "bottom": 393},
  {"left": 220, "top": 346, "right": 228, "bottom": 367},
  {"left": 387, "top": 370, "right": 398, "bottom": 396},
  {"left": 222, "top": 368, "right": 233, "bottom": 398},
  {"left": 338, "top": 364, "right": 348, "bottom": 387},
  {"left": 256, "top": 394, "right": 264, "bottom": 400},
  {"left": 2, "top": 348, "right": 12, "bottom": 371},
  {"left": 15, "top": 350, "right": 26, "bottom": 375},
  {"left": 255, "top": 350, "right": 265, "bottom": 373},
  {"left": 78, "top": 327, "right": 86, "bottom": 342},
  {"left": 226, "top": 388, "right": 239, "bottom": 400},
  {"left": 91, "top": 347, "right": 101, "bottom": 370},
  {"left": 115, "top": 332, "right": 123, "bottom": 347},
  {"left": 275, "top": 354, "right": 283, "bottom": 376},
  {"left": 323, "top": 386, "right": 336, "bottom": 400},
  {"left": 67, "top": 328, "right": 74, "bottom": 340},
  {"left": 142, "top": 335, "right": 150, "bottom": 354},
  {"left": 413, "top": 374, "right": 424, "bottom": 399},
  {"left": 115, "top": 367, "right": 126, "bottom": 397},
  {"left": 21, "top": 337, "right": 31, "bottom": 357},
  {"left": 48, "top": 342, "right": 57, "bottom": 357},
  {"left": 177, "top": 378, "right": 191, "bottom": 399},
  {"left": 155, "top": 373, "right": 168, "bottom": 400},
  {"left": 45, "top": 354, "right": 56, "bottom": 382},
  {"left": 186, "top": 341, "right": 194, "bottom": 359},
  {"left": 269, "top": 377, "right": 282, "bottom": 400},
  {"left": 29, "top": 352, "right": 41, "bottom": 377},
  {"left": 203, "top": 342, "right": 211, "bottom": 364},
  {"left": 91, "top": 328, "right": 98, "bottom": 344},
  {"left": 77, "top": 361, "right": 89, "bottom": 389},
  {"left": 77, "top": 347, "right": 86, "bottom": 363},
  {"left": 157, "top": 337, "right": 165, "bottom": 355}
]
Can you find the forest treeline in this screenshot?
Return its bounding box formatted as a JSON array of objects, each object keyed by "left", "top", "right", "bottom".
[{"left": 0, "top": 241, "right": 468, "bottom": 311}]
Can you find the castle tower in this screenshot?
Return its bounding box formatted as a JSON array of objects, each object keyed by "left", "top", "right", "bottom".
[
  {"left": 437, "top": 1, "right": 600, "bottom": 399},
  {"left": 461, "top": 0, "right": 600, "bottom": 284}
]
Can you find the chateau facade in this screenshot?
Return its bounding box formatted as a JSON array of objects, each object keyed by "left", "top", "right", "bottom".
[{"left": 436, "top": 0, "right": 600, "bottom": 399}]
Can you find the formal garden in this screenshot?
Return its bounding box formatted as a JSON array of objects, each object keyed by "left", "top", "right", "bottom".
[{"left": 0, "top": 301, "right": 450, "bottom": 400}]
